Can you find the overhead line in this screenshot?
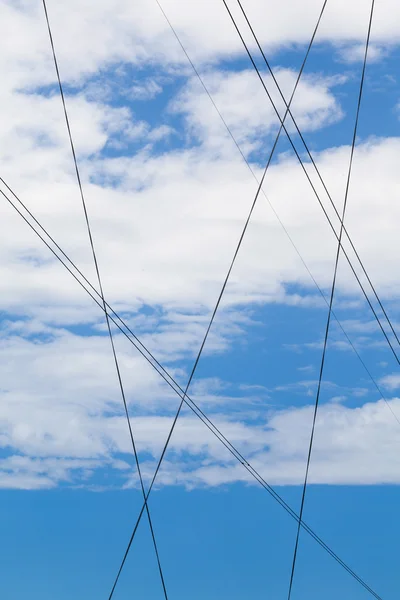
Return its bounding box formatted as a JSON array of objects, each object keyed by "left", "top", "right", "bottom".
[
  {"left": 151, "top": 0, "right": 400, "bottom": 427},
  {"left": 106, "top": 2, "right": 383, "bottom": 597},
  {"left": 0, "top": 178, "right": 385, "bottom": 600},
  {"left": 41, "top": 1, "right": 169, "bottom": 597},
  {"left": 107, "top": 0, "right": 331, "bottom": 594},
  {"left": 220, "top": 0, "right": 400, "bottom": 366},
  {"left": 233, "top": 0, "right": 400, "bottom": 350},
  {"left": 286, "top": 2, "right": 376, "bottom": 599},
  {"left": 0, "top": 169, "right": 398, "bottom": 429},
  {"left": 0, "top": 0, "right": 388, "bottom": 596},
  {"left": 0, "top": 3, "right": 387, "bottom": 598},
  {"left": 158, "top": 0, "right": 400, "bottom": 393}
]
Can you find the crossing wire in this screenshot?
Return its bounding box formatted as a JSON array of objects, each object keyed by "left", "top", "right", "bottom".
[
  {"left": 221, "top": 0, "right": 400, "bottom": 366},
  {"left": 232, "top": 0, "right": 400, "bottom": 353},
  {"left": 107, "top": 0, "right": 328, "bottom": 594},
  {"left": 286, "top": 2, "right": 376, "bottom": 599},
  {"left": 1, "top": 170, "right": 395, "bottom": 431},
  {"left": 105, "top": 2, "right": 383, "bottom": 598},
  {"left": 0, "top": 178, "right": 385, "bottom": 600},
  {"left": 153, "top": 0, "right": 400, "bottom": 431},
  {"left": 41, "top": 1, "right": 169, "bottom": 597},
  {"left": 0, "top": 2, "right": 385, "bottom": 599}
]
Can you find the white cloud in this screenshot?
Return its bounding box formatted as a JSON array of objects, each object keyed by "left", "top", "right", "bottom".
[
  {"left": 0, "top": 456, "right": 110, "bottom": 490},
  {"left": 1, "top": 0, "right": 399, "bottom": 323},
  {"left": 336, "top": 42, "right": 388, "bottom": 63},
  {"left": 0, "top": 317, "right": 400, "bottom": 490},
  {"left": 1, "top": 0, "right": 400, "bottom": 493},
  {"left": 130, "top": 79, "right": 163, "bottom": 101},
  {"left": 130, "top": 398, "right": 400, "bottom": 488},
  {"left": 379, "top": 373, "right": 400, "bottom": 390},
  {"left": 3, "top": 134, "right": 400, "bottom": 323},
  {"left": 3, "top": 0, "right": 400, "bottom": 97},
  {"left": 171, "top": 68, "right": 344, "bottom": 151}
]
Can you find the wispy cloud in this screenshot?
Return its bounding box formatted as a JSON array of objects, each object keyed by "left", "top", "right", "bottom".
[{"left": 1, "top": 0, "right": 400, "bottom": 493}]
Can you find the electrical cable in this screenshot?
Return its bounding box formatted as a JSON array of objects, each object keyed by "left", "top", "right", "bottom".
[
  {"left": 285, "top": 3, "right": 375, "bottom": 598},
  {"left": 220, "top": 0, "right": 400, "bottom": 365},
  {"left": 233, "top": 0, "right": 400, "bottom": 350},
  {"left": 105, "top": 2, "right": 382, "bottom": 597},
  {"left": 107, "top": 1, "right": 330, "bottom": 593},
  {"left": 151, "top": 0, "right": 400, "bottom": 430},
  {"left": 0, "top": 3, "right": 387, "bottom": 597},
  {"left": 41, "top": 1, "right": 168, "bottom": 596},
  {"left": 0, "top": 181, "right": 384, "bottom": 600}
]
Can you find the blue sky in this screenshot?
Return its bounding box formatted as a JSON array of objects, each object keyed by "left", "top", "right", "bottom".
[{"left": 1, "top": 0, "right": 400, "bottom": 598}]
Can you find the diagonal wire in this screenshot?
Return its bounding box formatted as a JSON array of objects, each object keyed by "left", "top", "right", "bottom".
[
  {"left": 106, "top": 2, "right": 328, "bottom": 596},
  {"left": 233, "top": 0, "right": 400, "bottom": 351},
  {"left": 0, "top": 0, "right": 393, "bottom": 439},
  {"left": 0, "top": 2, "right": 388, "bottom": 597},
  {"left": 154, "top": 0, "right": 333, "bottom": 324},
  {"left": 0, "top": 0, "right": 392, "bottom": 555},
  {"left": 158, "top": 0, "right": 396, "bottom": 372},
  {"left": 147, "top": 0, "right": 400, "bottom": 430},
  {"left": 2, "top": 0, "right": 384, "bottom": 592},
  {"left": 1, "top": 174, "right": 396, "bottom": 434},
  {"left": 159, "top": 0, "right": 399, "bottom": 368},
  {"left": 106, "top": 3, "right": 383, "bottom": 597},
  {"left": 41, "top": 1, "right": 169, "bottom": 596},
  {"left": 286, "top": 3, "right": 375, "bottom": 599},
  {"left": 0, "top": 179, "right": 386, "bottom": 600},
  {"left": 221, "top": 0, "right": 400, "bottom": 365}
]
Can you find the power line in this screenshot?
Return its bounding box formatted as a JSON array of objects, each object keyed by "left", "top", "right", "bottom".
[
  {"left": 1, "top": 172, "right": 397, "bottom": 447},
  {"left": 2, "top": 0, "right": 392, "bottom": 441},
  {"left": 0, "top": 179, "right": 385, "bottom": 600},
  {"left": 41, "top": 1, "right": 169, "bottom": 597},
  {"left": 107, "top": 0, "right": 329, "bottom": 594},
  {"left": 0, "top": 0, "right": 393, "bottom": 448},
  {"left": 220, "top": 0, "right": 400, "bottom": 366},
  {"left": 0, "top": 3, "right": 388, "bottom": 596},
  {"left": 108, "top": 7, "right": 400, "bottom": 594},
  {"left": 154, "top": 0, "right": 400, "bottom": 431},
  {"left": 106, "top": 3, "right": 383, "bottom": 597},
  {"left": 286, "top": 3, "right": 375, "bottom": 599},
  {"left": 233, "top": 0, "right": 400, "bottom": 351},
  {"left": 0, "top": 5, "right": 388, "bottom": 596},
  {"left": 0, "top": 1, "right": 388, "bottom": 596},
  {"left": 152, "top": 0, "right": 400, "bottom": 429},
  {"left": 109, "top": 450, "right": 383, "bottom": 600},
  {"left": 1, "top": 164, "right": 398, "bottom": 428}
]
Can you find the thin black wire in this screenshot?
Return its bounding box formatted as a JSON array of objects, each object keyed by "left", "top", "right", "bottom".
[
  {"left": 2, "top": 0, "right": 380, "bottom": 592},
  {"left": 0, "top": 181, "right": 384, "bottom": 600},
  {"left": 234, "top": 0, "right": 400, "bottom": 351},
  {"left": 1, "top": 176, "right": 396, "bottom": 432},
  {"left": 166, "top": 0, "right": 400, "bottom": 473},
  {"left": 107, "top": 3, "right": 383, "bottom": 598},
  {"left": 286, "top": 3, "right": 375, "bottom": 599},
  {"left": 152, "top": 0, "right": 400, "bottom": 430},
  {"left": 221, "top": 0, "right": 400, "bottom": 366},
  {"left": 107, "top": 2, "right": 328, "bottom": 596},
  {"left": 156, "top": 0, "right": 398, "bottom": 385},
  {"left": 0, "top": 0, "right": 392, "bottom": 439},
  {"left": 154, "top": 0, "right": 333, "bottom": 320},
  {"left": 0, "top": 9, "right": 388, "bottom": 599},
  {"left": 4, "top": 0, "right": 393, "bottom": 443},
  {"left": 41, "top": 1, "right": 168, "bottom": 597},
  {"left": 0, "top": 3, "right": 385, "bottom": 597}
]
